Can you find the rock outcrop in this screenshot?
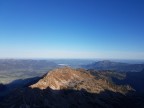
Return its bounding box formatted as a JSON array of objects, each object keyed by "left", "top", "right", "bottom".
[{"left": 31, "top": 67, "right": 132, "bottom": 94}]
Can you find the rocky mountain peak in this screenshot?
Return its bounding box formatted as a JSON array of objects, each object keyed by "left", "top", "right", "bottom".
[
  {"left": 30, "top": 67, "right": 93, "bottom": 90},
  {"left": 30, "top": 67, "right": 132, "bottom": 94}
]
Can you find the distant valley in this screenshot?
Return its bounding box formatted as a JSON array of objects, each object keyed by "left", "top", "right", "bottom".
[
  {"left": 0, "top": 59, "right": 144, "bottom": 108},
  {"left": 0, "top": 59, "right": 59, "bottom": 84}
]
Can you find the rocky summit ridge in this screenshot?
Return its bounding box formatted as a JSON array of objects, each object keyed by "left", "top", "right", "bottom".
[{"left": 30, "top": 67, "right": 132, "bottom": 94}]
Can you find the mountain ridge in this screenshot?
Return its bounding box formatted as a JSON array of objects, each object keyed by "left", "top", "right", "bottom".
[
  {"left": 83, "top": 60, "right": 144, "bottom": 72},
  {"left": 0, "top": 67, "right": 144, "bottom": 108},
  {"left": 30, "top": 67, "right": 132, "bottom": 94}
]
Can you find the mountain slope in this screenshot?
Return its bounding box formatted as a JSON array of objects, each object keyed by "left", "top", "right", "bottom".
[
  {"left": 30, "top": 67, "right": 132, "bottom": 94},
  {"left": 111, "top": 69, "right": 144, "bottom": 93},
  {"left": 1, "top": 67, "right": 143, "bottom": 108}
]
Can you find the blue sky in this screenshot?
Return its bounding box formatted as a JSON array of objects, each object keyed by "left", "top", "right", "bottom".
[{"left": 0, "top": 0, "right": 144, "bottom": 59}]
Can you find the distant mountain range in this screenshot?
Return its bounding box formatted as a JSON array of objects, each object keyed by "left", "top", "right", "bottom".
[
  {"left": 0, "top": 67, "right": 144, "bottom": 108},
  {"left": 0, "top": 59, "right": 59, "bottom": 84},
  {"left": 0, "top": 60, "right": 144, "bottom": 108},
  {"left": 0, "top": 59, "right": 58, "bottom": 71},
  {"left": 82, "top": 60, "right": 144, "bottom": 72}
]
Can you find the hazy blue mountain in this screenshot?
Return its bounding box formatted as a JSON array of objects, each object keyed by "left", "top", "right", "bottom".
[{"left": 83, "top": 60, "right": 144, "bottom": 72}]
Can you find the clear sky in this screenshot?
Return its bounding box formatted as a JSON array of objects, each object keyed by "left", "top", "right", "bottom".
[{"left": 0, "top": 0, "right": 144, "bottom": 59}]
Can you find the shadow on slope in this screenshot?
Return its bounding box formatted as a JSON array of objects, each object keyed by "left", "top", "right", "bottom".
[
  {"left": 0, "top": 76, "right": 41, "bottom": 101},
  {"left": 112, "top": 69, "right": 144, "bottom": 93},
  {"left": 0, "top": 86, "right": 144, "bottom": 108}
]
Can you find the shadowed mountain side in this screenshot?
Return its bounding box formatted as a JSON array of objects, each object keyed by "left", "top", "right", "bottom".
[
  {"left": 112, "top": 69, "right": 144, "bottom": 93},
  {"left": 88, "top": 69, "right": 144, "bottom": 93},
  {"left": 0, "top": 84, "right": 7, "bottom": 101},
  {"left": 0, "top": 76, "right": 41, "bottom": 101},
  {"left": 0, "top": 84, "right": 7, "bottom": 92},
  {"left": 0, "top": 87, "right": 144, "bottom": 108},
  {"left": 6, "top": 76, "right": 40, "bottom": 88}
]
